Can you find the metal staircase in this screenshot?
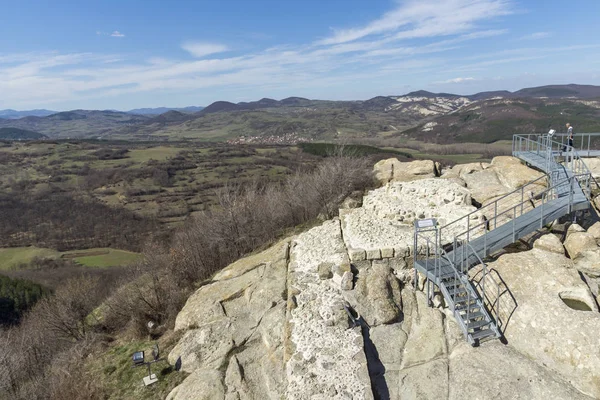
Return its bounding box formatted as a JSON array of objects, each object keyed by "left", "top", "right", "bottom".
[{"left": 413, "top": 133, "right": 598, "bottom": 346}]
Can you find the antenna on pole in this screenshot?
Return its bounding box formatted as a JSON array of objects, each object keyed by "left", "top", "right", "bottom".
[{"left": 132, "top": 343, "right": 165, "bottom": 386}]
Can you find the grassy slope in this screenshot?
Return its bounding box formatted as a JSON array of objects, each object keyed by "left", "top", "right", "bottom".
[
  {"left": 0, "top": 247, "right": 60, "bottom": 269},
  {"left": 0, "top": 247, "right": 142, "bottom": 270},
  {"left": 85, "top": 335, "right": 188, "bottom": 399}
]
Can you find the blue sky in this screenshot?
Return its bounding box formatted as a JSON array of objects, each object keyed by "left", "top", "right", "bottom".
[{"left": 1, "top": 0, "right": 599, "bottom": 110}]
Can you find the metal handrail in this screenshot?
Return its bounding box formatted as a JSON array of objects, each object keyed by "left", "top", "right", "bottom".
[
  {"left": 514, "top": 134, "right": 597, "bottom": 200},
  {"left": 465, "top": 241, "right": 501, "bottom": 334},
  {"left": 440, "top": 174, "right": 548, "bottom": 232}
]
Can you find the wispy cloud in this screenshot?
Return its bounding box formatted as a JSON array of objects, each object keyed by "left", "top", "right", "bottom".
[
  {"left": 518, "top": 31, "right": 550, "bottom": 40},
  {"left": 2, "top": 1, "right": 598, "bottom": 109},
  {"left": 317, "top": 0, "right": 513, "bottom": 45},
  {"left": 435, "top": 77, "right": 477, "bottom": 84},
  {"left": 96, "top": 30, "right": 125, "bottom": 38},
  {"left": 181, "top": 42, "right": 229, "bottom": 58}
]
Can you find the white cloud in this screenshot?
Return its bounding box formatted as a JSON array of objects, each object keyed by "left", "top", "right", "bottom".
[
  {"left": 317, "top": 0, "right": 513, "bottom": 45},
  {"left": 96, "top": 30, "right": 125, "bottom": 37},
  {"left": 181, "top": 42, "right": 229, "bottom": 58},
  {"left": 435, "top": 77, "right": 477, "bottom": 84},
  {"left": 2, "top": 0, "right": 598, "bottom": 109},
  {"left": 519, "top": 31, "right": 550, "bottom": 40}
]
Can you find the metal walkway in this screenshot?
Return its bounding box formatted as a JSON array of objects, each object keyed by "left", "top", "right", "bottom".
[{"left": 413, "top": 133, "right": 597, "bottom": 346}]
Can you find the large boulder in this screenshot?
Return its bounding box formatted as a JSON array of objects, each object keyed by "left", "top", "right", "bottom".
[
  {"left": 441, "top": 162, "right": 489, "bottom": 180},
  {"left": 462, "top": 168, "right": 511, "bottom": 204},
  {"left": 483, "top": 248, "right": 600, "bottom": 398},
  {"left": 491, "top": 156, "right": 545, "bottom": 190},
  {"left": 584, "top": 157, "right": 600, "bottom": 180},
  {"left": 564, "top": 224, "right": 597, "bottom": 259},
  {"left": 587, "top": 221, "right": 600, "bottom": 243},
  {"left": 462, "top": 156, "right": 546, "bottom": 204},
  {"left": 373, "top": 158, "right": 439, "bottom": 184},
  {"left": 573, "top": 249, "right": 600, "bottom": 278},
  {"left": 533, "top": 233, "right": 565, "bottom": 254}
]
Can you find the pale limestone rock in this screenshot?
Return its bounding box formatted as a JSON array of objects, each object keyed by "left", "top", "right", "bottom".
[
  {"left": 166, "top": 369, "right": 225, "bottom": 400},
  {"left": 340, "top": 271, "right": 354, "bottom": 291},
  {"left": 584, "top": 157, "right": 600, "bottom": 179},
  {"left": 441, "top": 162, "right": 489, "bottom": 180},
  {"left": 574, "top": 249, "right": 600, "bottom": 278},
  {"left": 463, "top": 168, "right": 510, "bottom": 204},
  {"left": 347, "top": 262, "right": 403, "bottom": 326},
  {"left": 398, "top": 359, "right": 449, "bottom": 400},
  {"left": 449, "top": 341, "right": 593, "bottom": 400},
  {"left": 486, "top": 249, "right": 600, "bottom": 398},
  {"left": 368, "top": 323, "right": 407, "bottom": 400},
  {"left": 341, "top": 178, "right": 478, "bottom": 257},
  {"left": 491, "top": 156, "right": 545, "bottom": 190},
  {"left": 366, "top": 248, "right": 382, "bottom": 260},
  {"left": 212, "top": 239, "right": 289, "bottom": 281},
  {"left": 567, "top": 223, "right": 586, "bottom": 237},
  {"left": 533, "top": 233, "right": 565, "bottom": 254},
  {"left": 317, "top": 262, "right": 333, "bottom": 280},
  {"left": 348, "top": 248, "right": 366, "bottom": 261},
  {"left": 381, "top": 247, "right": 394, "bottom": 258},
  {"left": 285, "top": 220, "right": 373, "bottom": 400},
  {"left": 400, "top": 291, "right": 446, "bottom": 368},
  {"left": 564, "top": 229, "right": 597, "bottom": 259},
  {"left": 168, "top": 240, "right": 290, "bottom": 399},
  {"left": 587, "top": 221, "right": 600, "bottom": 242},
  {"left": 373, "top": 158, "right": 438, "bottom": 184}
]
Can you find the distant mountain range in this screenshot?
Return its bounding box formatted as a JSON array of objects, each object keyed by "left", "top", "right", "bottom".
[
  {"left": 0, "top": 109, "right": 57, "bottom": 119},
  {"left": 126, "top": 106, "right": 204, "bottom": 115},
  {"left": 0, "top": 127, "right": 47, "bottom": 140},
  {"left": 1, "top": 84, "right": 599, "bottom": 142}
]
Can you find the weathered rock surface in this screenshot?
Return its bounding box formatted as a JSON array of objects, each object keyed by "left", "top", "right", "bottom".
[
  {"left": 533, "top": 233, "right": 565, "bottom": 254},
  {"left": 584, "top": 157, "right": 600, "bottom": 179},
  {"left": 373, "top": 158, "right": 439, "bottom": 184},
  {"left": 345, "top": 262, "right": 402, "bottom": 326},
  {"left": 286, "top": 219, "right": 373, "bottom": 400},
  {"left": 167, "top": 240, "right": 290, "bottom": 400},
  {"left": 587, "top": 221, "right": 600, "bottom": 242},
  {"left": 167, "top": 158, "right": 599, "bottom": 400},
  {"left": 462, "top": 156, "right": 546, "bottom": 204},
  {"left": 484, "top": 249, "right": 600, "bottom": 398},
  {"left": 441, "top": 162, "right": 489, "bottom": 180},
  {"left": 449, "top": 341, "right": 593, "bottom": 400},
  {"left": 564, "top": 224, "right": 598, "bottom": 259},
  {"left": 341, "top": 178, "right": 477, "bottom": 257}
]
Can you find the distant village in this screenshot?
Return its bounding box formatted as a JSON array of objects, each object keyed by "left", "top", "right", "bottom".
[{"left": 227, "top": 133, "right": 313, "bottom": 145}]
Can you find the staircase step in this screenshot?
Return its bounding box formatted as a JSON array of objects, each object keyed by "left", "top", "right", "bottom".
[
  {"left": 466, "top": 319, "right": 491, "bottom": 330},
  {"left": 455, "top": 302, "right": 479, "bottom": 312},
  {"left": 470, "top": 328, "right": 495, "bottom": 341},
  {"left": 447, "top": 287, "right": 468, "bottom": 297},
  {"left": 460, "top": 311, "right": 485, "bottom": 321}
]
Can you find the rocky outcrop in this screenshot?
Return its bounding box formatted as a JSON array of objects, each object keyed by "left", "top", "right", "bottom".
[
  {"left": 341, "top": 178, "right": 478, "bottom": 265},
  {"left": 563, "top": 223, "right": 600, "bottom": 278},
  {"left": 480, "top": 248, "right": 600, "bottom": 398},
  {"left": 285, "top": 219, "right": 373, "bottom": 400},
  {"left": 167, "top": 240, "right": 290, "bottom": 400},
  {"left": 461, "top": 156, "right": 546, "bottom": 204},
  {"left": 533, "top": 233, "right": 565, "bottom": 254},
  {"left": 166, "top": 158, "right": 599, "bottom": 400},
  {"left": 373, "top": 158, "right": 440, "bottom": 184}
]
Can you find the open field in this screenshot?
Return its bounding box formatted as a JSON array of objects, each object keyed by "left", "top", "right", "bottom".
[{"left": 0, "top": 247, "right": 142, "bottom": 270}]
